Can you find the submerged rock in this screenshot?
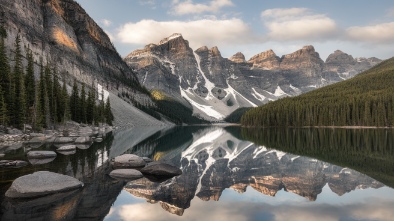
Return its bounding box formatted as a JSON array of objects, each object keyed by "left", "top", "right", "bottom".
[
  {"left": 0, "top": 160, "right": 29, "bottom": 168},
  {"left": 57, "top": 145, "right": 76, "bottom": 151},
  {"left": 111, "top": 154, "right": 146, "bottom": 168},
  {"left": 5, "top": 171, "right": 83, "bottom": 198},
  {"left": 140, "top": 162, "right": 182, "bottom": 177},
  {"left": 54, "top": 137, "right": 74, "bottom": 144},
  {"left": 74, "top": 136, "right": 92, "bottom": 144},
  {"left": 27, "top": 151, "right": 57, "bottom": 159},
  {"left": 109, "top": 169, "right": 143, "bottom": 181}
]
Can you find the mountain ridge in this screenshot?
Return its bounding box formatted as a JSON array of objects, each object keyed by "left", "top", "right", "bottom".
[{"left": 125, "top": 33, "right": 381, "bottom": 121}]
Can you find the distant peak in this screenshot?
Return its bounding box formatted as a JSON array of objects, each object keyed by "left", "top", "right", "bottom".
[
  {"left": 210, "top": 46, "right": 221, "bottom": 57},
  {"left": 229, "top": 52, "right": 246, "bottom": 63},
  {"left": 302, "top": 45, "right": 315, "bottom": 51},
  {"left": 159, "top": 33, "right": 184, "bottom": 45},
  {"left": 249, "top": 49, "right": 277, "bottom": 61}
]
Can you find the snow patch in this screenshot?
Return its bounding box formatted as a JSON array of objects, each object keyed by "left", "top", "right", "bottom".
[
  {"left": 98, "top": 83, "right": 109, "bottom": 101},
  {"left": 180, "top": 88, "right": 224, "bottom": 120},
  {"left": 290, "top": 84, "right": 302, "bottom": 94},
  {"left": 267, "top": 150, "right": 286, "bottom": 160},
  {"left": 193, "top": 52, "right": 216, "bottom": 100},
  {"left": 251, "top": 88, "right": 266, "bottom": 102}
]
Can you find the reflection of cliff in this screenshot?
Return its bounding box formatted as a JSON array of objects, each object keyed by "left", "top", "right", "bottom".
[{"left": 125, "top": 127, "right": 384, "bottom": 215}]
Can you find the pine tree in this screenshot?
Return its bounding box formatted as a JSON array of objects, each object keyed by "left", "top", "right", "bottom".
[
  {"left": 25, "top": 48, "right": 35, "bottom": 124},
  {"left": 105, "top": 96, "right": 114, "bottom": 125},
  {"left": 52, "top": 67, "right": 62, "bottom": 123},
  {"left": 0, "top": 28, "right": 10, "bottom": 126},
  {"left": 62, "top": 78, "right": 70, "bottom": 121},
  {"left": 45, "top": 62, "right": 53, "bottom": 125},
  {"left": 12, "top": 34, "right": 26, "bottom": 129},
  {"left": 80, "top": 83, "right": 86, "bottom": 123},
  {"left": 86, "top": 88, "right": 95, "bottom": 124},
  {"left": 37, "top": 59, "right": 49, "bottom": 128},
  {"left": 69, "top": 79, "right": 79, "bottom": 122},
  {"left": 0, "top": 85, "right": 9, "bottom": 126}
]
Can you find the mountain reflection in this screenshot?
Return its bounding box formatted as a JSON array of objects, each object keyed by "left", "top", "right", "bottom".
[{"left": 124, "top": 127, "right": 385, "bottom": 215}]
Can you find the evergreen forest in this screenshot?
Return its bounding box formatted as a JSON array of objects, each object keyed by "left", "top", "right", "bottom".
[
  {"left": 0, "top": 27, "right": 113, "bottom": 130},
  {"left": 241, "top": 57, "right": 394, "bottom": 127}
]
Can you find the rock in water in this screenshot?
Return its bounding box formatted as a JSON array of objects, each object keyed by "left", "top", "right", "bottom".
[
  {"left": 0, "top": 160, "right": 28, "bottom": 168},
  {"left": 111, "top": 154, "right": 146, "bottom": 168},
  {"left": 140, "top": 162, "right": 182, "bottom": 177},
  {"left": 5, "top": 171, "right": 83, "bottom": 198},
  {"left": 27, "top": 151, "right": 57, "bottom": 159},
  {"left": 109, "top": 169, "right": 143, "bottom": 181},
  {"left": 57, "top": 145, "right": 76, "bottom": 151},
  {"left": 74, "top": 136, "right": 92, "bottom": 144}
]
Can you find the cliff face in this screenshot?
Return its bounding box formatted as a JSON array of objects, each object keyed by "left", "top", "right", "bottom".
[
  {"left": 125, "top": 34, "right": 381, "bottom": 121},
  {"left": 0, "top": 0, "right": 139, "bottom": 92}
]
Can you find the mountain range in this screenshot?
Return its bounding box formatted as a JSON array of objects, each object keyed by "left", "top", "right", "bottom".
[
  {"left": 125, "top": 33, "right": 381, "bottom": 121},
  {"left": 0, "top": 0, "right": 382, "bottom": 124}
]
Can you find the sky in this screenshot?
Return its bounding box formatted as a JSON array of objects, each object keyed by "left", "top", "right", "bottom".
[{"left": 75, "top": 0, "right": 394, "bottom": 60}]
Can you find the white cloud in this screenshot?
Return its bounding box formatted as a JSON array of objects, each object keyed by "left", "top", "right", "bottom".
[
  {"left": 116, "top": 18, "right": 257, "bottom": 50},
  {"left": 171, "top": 0, "right": 234, "bottom": 15},
  {"left": 346, "top": 22, "right": 394, "bottom": 44},
  {"left": 101, "top": 19, "right": 112, "bottom": 27},
  {"left": 261, "top": 8, "right": 338, "bottom": 41}
]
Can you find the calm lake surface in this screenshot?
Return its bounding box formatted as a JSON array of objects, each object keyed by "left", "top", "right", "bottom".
[{"left": 1, "top": 126, "right": 394, "bottom": 221}]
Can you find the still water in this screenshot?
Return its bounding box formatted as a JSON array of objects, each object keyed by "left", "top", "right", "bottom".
[{"left": 1, "top": 126, "right": 394, "bottom": 221}]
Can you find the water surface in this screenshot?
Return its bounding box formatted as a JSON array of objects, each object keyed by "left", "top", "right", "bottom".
[{"left": 1, "top": 126, "right": 394, "bottom": 221}]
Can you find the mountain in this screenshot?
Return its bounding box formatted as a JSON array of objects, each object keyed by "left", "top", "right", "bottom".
[
  {"left": 0, "top": 0, "right": 164, "bottom": 127},
  {"left": 125, "top": 34, "right": 381, "bottom": 121},
  {"left": 241, "top": 57, "right": 394, "bottom": 127}
]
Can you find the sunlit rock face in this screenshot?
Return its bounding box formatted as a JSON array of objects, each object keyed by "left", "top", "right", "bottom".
[
  {"left": 126, "top": 34, "right": 381, "bottom": 121},
  {"left": 124, "top": 127, "right": 384, "bottom": 215}
]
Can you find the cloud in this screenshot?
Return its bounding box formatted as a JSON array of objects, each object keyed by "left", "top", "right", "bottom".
[
  {"left": 346, "top": 22, "right": 394, "bottom": 44},
  {"left": 171, "top": 0, "right": 234, "bottom": 15},
  {"left": 116, "top": 18, "right": 257, "bottom": 49},
  {"left": 101, "top": 19, "right": 112, "bottom": 27},
  {"left": 261, "top": 8, "right": 338, "bottom": 42}
]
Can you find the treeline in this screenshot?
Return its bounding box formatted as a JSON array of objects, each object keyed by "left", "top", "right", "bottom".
[
  {"left": 241, "top": 57, "right": 394, "bottom": 127},
  {"left": 0, "top": 28, "right": 113, "bottom": 130}
]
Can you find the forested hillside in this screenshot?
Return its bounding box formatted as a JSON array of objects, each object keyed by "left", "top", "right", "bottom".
[
  {"left": 0, "top": 27, "right": 113, "bottom": 130},
  {"left": 241, "top": 57, "right": 394, "bottom": 127}
]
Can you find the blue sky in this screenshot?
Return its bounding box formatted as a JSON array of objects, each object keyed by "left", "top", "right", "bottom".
[{"left": 76, "top": 0, "right": 394, "bottom": 60}]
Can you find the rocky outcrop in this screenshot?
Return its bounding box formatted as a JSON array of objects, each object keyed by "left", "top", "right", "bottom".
[
  {"left": 229, "top": 52, "right": 246, "bottom": 63},
  {"left": 248, "top": 49, "right": 281, "bottom": 69},
  {"left": 280, "top": 46, "right": 324, "bottom": 77}
]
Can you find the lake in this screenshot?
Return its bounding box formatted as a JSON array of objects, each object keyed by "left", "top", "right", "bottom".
[{"left": 1, "top": 126, "right": 394, "bottom": 221}]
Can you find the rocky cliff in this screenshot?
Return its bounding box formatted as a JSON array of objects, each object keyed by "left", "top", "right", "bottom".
[
  {"left": 125, "top": 34, "right": 381, "bottom": 121},
  {"left": 0, "top": 0, "right": 162, "bottom": 126}
]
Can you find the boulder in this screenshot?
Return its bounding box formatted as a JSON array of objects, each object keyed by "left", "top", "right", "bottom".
[
  {"left": 27, "top": 151, "right": 57, "bottom": 159},
  {"left": 0, "top": 160, "right": 29, "bottom": 168},
  {"left": 140, "top": 162, "right": 182, "bottom": 177},
  {"left": 76, "top": 144, "right": 90, "bottom": 150},
  {"left": 28, "top": 158, "right": 56, "bottom": 165},
  {"left": 109, "top": 169, "right": 143, "bottom": 181},
  {"left": 94, "top": 137, "right": 103, "bottom": 143},
  {"left": 74, "top": 136, "right": 92, "bottom": 144},
  {"left": 54, "top": 137, "right": 74, "bottom": 144},
  {"left": 111, "top": 154, "right": 146, "bottom": 168},
  {"left": 5, "top": 171, "right": 83, "bottom": 198},
  {"left": 27, "top": 136, "right": 47, "bottom": 144},
  {"left": 57, "top": 145, "right": 76, "bottom": 151}
]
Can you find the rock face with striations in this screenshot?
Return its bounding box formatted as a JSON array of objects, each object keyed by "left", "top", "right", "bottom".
[{"left": 125, "top": 34, "right": 381, "bottom": 121}]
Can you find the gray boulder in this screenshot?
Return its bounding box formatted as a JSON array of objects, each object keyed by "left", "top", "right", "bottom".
[
  {"left": 111, "top": 154, "right": 146, "bottom": 168},
  {"left": 140, "top": 162, "right": 182, "bottom": 177},
  {"left": 27, "top": 151, "right": 57, "bottom": 159},
  {"left": 57, "top": 145, "right": 76, "bottom": 151},
  {"left": 109, "top": 169, "right": 143, "bottom": 181},
  {"left": 94, "top": 137, "right": 103, "bottom": 143},
  {"left": 54, "top": 137, "right": 74, "bottom": 144},
  {"left": 76, "top": 144, "right": 90, "bottom": 150},
  {"left": 0, "top": 160, "right": 29, "bottom": 168},
  {"left": 5, "top": 171, "right": 83, "bottom": 198},
  {"left": 74, "top": 136, "right": 92, "bottom": 144}
]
